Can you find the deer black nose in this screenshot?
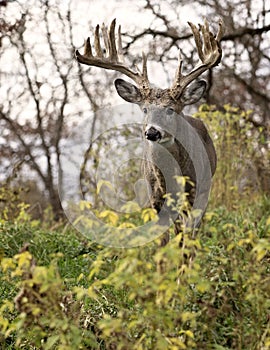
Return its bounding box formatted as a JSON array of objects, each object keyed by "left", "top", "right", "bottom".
[{"left": 145, "top": 127, "right": 161, "bottom": 141}]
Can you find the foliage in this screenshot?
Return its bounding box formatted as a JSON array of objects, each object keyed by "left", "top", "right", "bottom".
[
  {"left": 0, "top": 105, "right": 269, "bottom": 349},
  {"left": 195, "top": 104, "right": 269, "bottom": 208},
  {"left": 0, "top": 184, "right": 28, "bottom": 222},
  {"left": 0, "top": 193, "right": 270, "bottom": 349}
]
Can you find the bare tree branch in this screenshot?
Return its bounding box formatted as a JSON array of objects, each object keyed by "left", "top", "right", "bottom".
[
  {"left": 222, "top": 24, "right": 270, "bottom": 40},
  {"left": 0, "top": 110, "right": 47, "bottom": 183}
]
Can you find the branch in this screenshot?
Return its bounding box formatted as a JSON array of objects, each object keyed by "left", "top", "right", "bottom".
[
  {"left": 44, "top": 2, "right": 73, "bottom": 196},
  {"left": 14, "top": 29, "right": 54, "bottom": 188},
  {"left": 144, "top": 0, "right": 171, "bottom": 29},
  {"left": 222, "top": 24, "right": 270, "bottom": 40},
  {"left": 224, "top": 64, "right": 270, "bottom": 104},
  {"left": 44, "top": 3, "right": 70, "bottom": 152},
  {"left": 124, "top": 23, "right": 270, "bottom": 50},
  {"left": 0, "top": 110, "right": 47, "bottom": 183},
  {"left": 67, "top": 4, "right": 100, "bottom": 199},
  {"left": 124, "top": 28, "right": 191, "bottom": 51}
]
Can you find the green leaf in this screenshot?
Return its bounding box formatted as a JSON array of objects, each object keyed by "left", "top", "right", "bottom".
[{"left": 44, "top": 335, "right": 59, "bottom": 350}]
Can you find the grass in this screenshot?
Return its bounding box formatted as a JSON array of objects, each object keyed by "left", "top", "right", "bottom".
[
  {"left": 1, "top": 104, "right": 269, "bottom": 349},
  {"left": 0, "top": 195, "right": 270, "bottom": 349}
]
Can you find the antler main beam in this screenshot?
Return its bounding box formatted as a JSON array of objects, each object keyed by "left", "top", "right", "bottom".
[
  {"left": 170, "top": 19, "right": 224, "bottom": 100},
  {"left": 75, "top": 19, "right": 150, "bottom": 91},
  {"left": 76, "top": 19, "right": 223, "bottom": 100}
]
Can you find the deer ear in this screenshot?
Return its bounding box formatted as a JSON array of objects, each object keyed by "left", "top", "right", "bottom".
[
  {"left": 181, "top": 80, "right": 206, "bottom": 105},
  {"left": 114, "top": 79, "right": 142, "bottom": 103}
]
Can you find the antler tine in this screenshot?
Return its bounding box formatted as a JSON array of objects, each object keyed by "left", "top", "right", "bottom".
[
  {"left": 75, "top": 19, "right": 151, "bottom": 94},
  {"left": 101, "top": 22, "right": 110, "bottom": 57},
  {"left": 117, "top": 24, "right": 124, "bottom": 62},
  {"left": 200, "top": 20, "right": 212, "bottom": 56},
  {"left": 188, "top": 21, "right": 204, "bottom": 62},
  {"left": 83, "top": 37, "right": 92, "bottom": 57},
  {"left": 142, "top": 52, "right": 148, "bottom": 78},
  {"left": 94, "top": 25, "right": 103, "bottom": 58},
  {"left": 141, "top": 52, "right": 150, "bottom": 90},
  {"left": 170, "top": 20, "right": 223, "bottom": 100},
  {"left": 173, "top": 50, "right": 184, "bottom": 88},
  {"left": 216, "top": 18, "right": 224, "bottom": 42},
  {"left": 108, "top": 19, "right": 118, "bottom": 60}
]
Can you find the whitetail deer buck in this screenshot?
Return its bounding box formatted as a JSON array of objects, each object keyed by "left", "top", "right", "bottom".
[{"left": 76, "top": 19, "right": 223, "bottom": 245}]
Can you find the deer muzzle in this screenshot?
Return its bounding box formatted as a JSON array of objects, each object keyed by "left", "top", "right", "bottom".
[
  {"left": 145, "top": 126, "right": 162, "bottom": 142},
  {"left": 145, "top": 125, "right": 174, "bottom": 145}
]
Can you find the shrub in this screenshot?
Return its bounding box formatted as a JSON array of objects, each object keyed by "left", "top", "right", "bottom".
[
  {"left": 0, "top": 105, "right": 269, "bottom": 349},
  {"left": 0, "top": 197, "right": 270, "bottom": 349}
]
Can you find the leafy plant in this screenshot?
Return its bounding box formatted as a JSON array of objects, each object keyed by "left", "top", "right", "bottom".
[{"left": 0, "top": 106, "right": 269, "bottom": 349}]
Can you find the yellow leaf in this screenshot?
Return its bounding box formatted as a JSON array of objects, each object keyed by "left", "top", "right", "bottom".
[
  {"left": 174, "top": 175, "right": 186, "bottom": 187},
  {"left": 32, "top": 307, "right": 41, "bottom": 316},
  {"left": 227, "top": 242, "right": 235, "bottom": 251},
  {"left": 256, "top": 249, "right": 266, "bottom": 261},
  {"left": 99, "top": 210, "right": 119, "bottom": 226},
  {"left": 163, "top": 193, "right": 175, "bottom": 208},
  {"left": 185, "top": 330, "right": 194, "bottom": 338},
  {"left": 77, "top": 273, "right": 84, "bottom": 282},
  {"left": 96, "top": 180, "right": 114, "bottom": 195},
  {"left": 73, "top": 286, "right": 86, "bottom": 300},
  {"left": 205, "top": 211, "right": 217, "bottom": 221},
  {"left": 181, "top": 311, "right": 195, "bottom": 322},
  {"left": 196, "top": 281, "right": 210, "bottom": 293},
  {"left": 1, "top": 258, "right": 16, "bottom": 272},
  {"left": 141, "top": 208, "right": 158, "bottom": 223},
  {"left": 79, "top": 200, "right": 92, "bottom": 210},
  {"left": 14, "top": 251, "right": 32, "bottom": 269}
]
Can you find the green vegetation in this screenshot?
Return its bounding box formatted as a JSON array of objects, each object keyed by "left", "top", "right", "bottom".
[
  {"left": 1, "top": 200, "right": 269, "bottom": 349},
  {"left": 0, "top": 106, "right": 270, "bottom": 349}
]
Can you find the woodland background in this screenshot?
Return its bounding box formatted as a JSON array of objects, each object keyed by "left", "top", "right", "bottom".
[
  {"left": 0, "top": 0, "right": 269, "bottom": 217},
  {"left": 0, "top": 1, "right": 270, "bottom": 349}
]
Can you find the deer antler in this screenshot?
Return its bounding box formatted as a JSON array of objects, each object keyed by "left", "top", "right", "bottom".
[
  {"left": 75, "top": 19, "right": 151, "bottom": 93},
  {"left": 170, "top": 19, "right": 224, "bottom": 100}
]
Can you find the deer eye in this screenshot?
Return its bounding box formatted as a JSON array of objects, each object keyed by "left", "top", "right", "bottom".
[
  {"left": 166, "top": 108, "right": 174, "bottom": 115},
  {"left": 143, "top": 108, "right": 147, "bottom": 114}
]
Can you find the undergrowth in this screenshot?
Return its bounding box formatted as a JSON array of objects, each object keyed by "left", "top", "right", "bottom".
[
  {"left": 0, "top": 105, "right": 269, "bottom": 349},
  {"left": 0, "top": 196, "right": 269, "bottom": 349}
]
